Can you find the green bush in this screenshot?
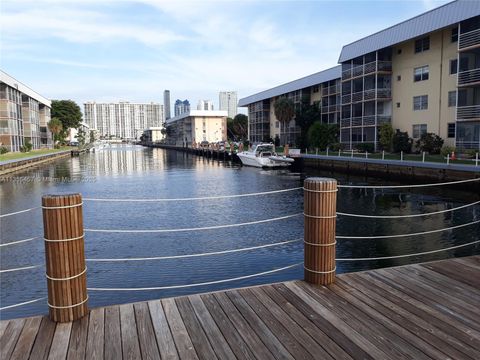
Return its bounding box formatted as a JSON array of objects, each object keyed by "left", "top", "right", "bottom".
[
  {"left": 329, "top": 143, "right": 345, "bottom": 152},
  {"left": 307, "top": 122, "right": 338, "bottom": 150},
  {"left": 465, "top": 149, "right": 478, "bottom": 158},
  {"left": 378, "top": 123, "right": 394, "bottom": 151},
  {"left": 0, "top": 146, "right": 8, "bottom": 154},
  {"left": 355, "top": 142, "right": 374, "bottom": 153},
  {"left": 415, "top": 133, "right": 444, "bottom": 154},
  {"left": 392, "top": 130, "right": 413, "bottom": 153},
  {"left": 440, "top": 145, "right": 455, "bottom": 157}
]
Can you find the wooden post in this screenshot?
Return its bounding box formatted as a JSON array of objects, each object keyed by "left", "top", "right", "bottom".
[
  {"left": 42, "top": 194, "right": 88, "bottom": 322},
  {"left": 303, "top": 178, "right": 337, "bottom": 285}
]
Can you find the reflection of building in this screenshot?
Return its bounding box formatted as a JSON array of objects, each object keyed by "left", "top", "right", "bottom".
[
  {"left": 0, "top": 70, "right": 52, "bottom": 152},
  {"left": 165, "top": 110, "right": 227, "bottom": 146},
  {"left": 240, "top": 1, "right": 480, "bottom": 150},
  {"left": 142, "top": 127, "right": 164, "bottom": 144},
  {"left": 84, "top": 102, "right": 163, "bottom": 140},
  {"left": 239, "top": 67, "right": 341, "bottom": 144},
  {"left": 219, "top": 91, "right": 238, "bottom": 119},
  {"left": 174, "top": 99, "right": 190, "bottom": 117},
  {"left": 163, "top": 90, "right": 171, "bottom": 120},
  {"left": 197, "top": 100, "right": 214, "bottom": 111}
]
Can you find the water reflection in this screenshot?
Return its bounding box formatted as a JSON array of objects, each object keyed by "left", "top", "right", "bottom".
[{"left": 0, "top": 145, "right": 478, "bottom": 320}]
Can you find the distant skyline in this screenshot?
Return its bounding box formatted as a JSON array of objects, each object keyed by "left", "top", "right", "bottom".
[{"left": 1, "top": 0, "right": 451, "bottom": 111}]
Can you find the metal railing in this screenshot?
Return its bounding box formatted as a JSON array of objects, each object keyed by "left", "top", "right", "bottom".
[
  {"left": 458, "top": 68, "right": 480, "bottom": 86},
  {"left": 459, "top": 28, "right": 480, "bottom": 50},
  {"left": 457, "top": 105, "right": 480, "bottom": 120},
  {"left": 341, "top": 61, "right": 392, "bottom": 80}
]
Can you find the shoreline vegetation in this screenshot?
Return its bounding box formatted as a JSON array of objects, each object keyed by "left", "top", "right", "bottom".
[{"left": 0, "top": 146, "right": 74, "bottom": 163}]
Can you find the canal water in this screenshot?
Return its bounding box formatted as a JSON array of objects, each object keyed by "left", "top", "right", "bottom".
[{"left": 1, "top": 145, "right": 479, "bottom": 320}]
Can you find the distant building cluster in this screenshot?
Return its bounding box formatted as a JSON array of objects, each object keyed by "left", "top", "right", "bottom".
[
  {"left": 0, "top": 71, "right": 52, "bottom": 152},
  {"left": 219, "top": 91, "right": 238, "bottom": 119},
  {"left": 239, "top": 1, "right": 480, "bottom": 151},
  {"left": 84, "top": 102, "right": 164, "bottom": 140},
  {"left": 174, "top": 99, "right": 190, "bottom": 117},
  {"left": 197, "top": 99, "right": 214, "bottom": 111}
]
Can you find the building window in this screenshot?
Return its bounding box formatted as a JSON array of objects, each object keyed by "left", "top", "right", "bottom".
[
  {"left": 312, "top": 85, "right": 319, "bottom": 93},
  {"left": 448, "top": 91, "right": 456, "bottom": 107},
  {"left": 414, "top": 36, "right": 430, "bottom": 53},
  {"left": 397, "top": 48, "right": 402, "bottom": 55},
  {"left": 451, "top": 26, "right": 459, "bottom": 43},
  {"left": 450, "top": 59, "right": 458, "bottom": 75},
  {"left": 413, "top": 95, "right": 428, "bottom": 111},
  {"left": 396, "top": 102, "right": 400, "bottom": 108},
  {"left": 412, "top": 124, "right": 427, "bottom": 138},
  {"left": 447, "top": 123, "right": 456, "bottom": 138},
  {"left": 397, "top": 75, "right": 401, "bottom": 81},
  {"left": 275, "top": 121, "right": 280, "bottom": 128},
  {"left": 414, "top": 66, "right": 429, "bottom": 82}
]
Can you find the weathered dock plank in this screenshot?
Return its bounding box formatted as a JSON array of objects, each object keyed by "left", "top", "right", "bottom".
[{"left": 1, "top": 255, "right": 479, "bottom": 359}]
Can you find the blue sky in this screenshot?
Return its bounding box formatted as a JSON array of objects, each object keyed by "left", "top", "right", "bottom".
[{"left": 1, "top": 0, "right": 451, "bottom": 112}]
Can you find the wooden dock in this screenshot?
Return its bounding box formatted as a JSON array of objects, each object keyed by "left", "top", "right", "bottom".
[{"left": 1, "top": 255, "right": 479, "bottom": 359}]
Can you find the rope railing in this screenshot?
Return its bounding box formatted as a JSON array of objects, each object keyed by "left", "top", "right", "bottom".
[
  {"left": 0, "top": 237, "right": 40, "bottom": 248},
  {"left": 87, "top": 262, "right": 302, "bottom": 291},
  {"left": 336, "top": 219, "right": 480, "bottom": 239},
  {"left": 83, "top": 187, "right": 303, "bottom": 202},
  {"left": 336, "top": 239, "right": 480, "bottom": 261},
  {"left": 337, "top": 200, "right": 480, "bottom": 219},
  {"left": 0, "top": 264, "right": 42, "bottom": 273},
  {"left": 0, "top": 207, "right": 40, "bottom": 218},
  {"left": 86, "top": 238, "right": 302, "bottom": 262},
  {"left": 0, "top": 297, "right": 46, "bottom": 311},
  {"left": 85, "top": 213, "right": 302, "bottom": 233},
  {"left": 336, "top": 177, "right": 480, "bottom": 189}
]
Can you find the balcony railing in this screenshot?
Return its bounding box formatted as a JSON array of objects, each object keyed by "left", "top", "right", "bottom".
[
  {"left": 322, "top": 87, "right": 329, "bottom": 96},
  {"left": 457, "top": 105, "right": 480, "bottom": 120},
  {"left": 458, "top": 68, "right": 480, "bottom": 86},
  {"left": 341, "top": 61, "right": 392, "bottom": 80},
  {"left": 459, "top": 28, "right": 480, "bottom": 50},
  {"left": 352, "top": 91, "right": 363, "bottom": 102},
  {"left": 342, "top": 94, "right": 352, "bottom": 104},
  {"left": 339, "top": 115, "right": 391, "bottom": 128},
  {"left": 341, "top": 88, "right": 391, "bottom": 103},
  {"left": 364, "top": 89, "right": 376, "bottom": 101}
]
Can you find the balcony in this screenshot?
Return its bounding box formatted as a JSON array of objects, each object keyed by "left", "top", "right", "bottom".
[
  {"left": 459, "top": 28, "right": 480, "bottom": 50},
  {"left": 458, "top": 68, "right": 480, "bottom": 87},
  {"left": 341, "top": 61, "right": 392, "bottom": 80},
  {"left": 339, "top": 115, "right": 391, "bottom": 128},
  {"left": 340, "top": 119, "right": 351, "bottom": 128},
  {"left": 352, "top": 91, "right": 363, "bottom": 103},
  {"left": 342, "top": 94, "right": 352, "bottom": 104},
  {"left": 457, "top": 105, "right": 480, "bottom": 120}
]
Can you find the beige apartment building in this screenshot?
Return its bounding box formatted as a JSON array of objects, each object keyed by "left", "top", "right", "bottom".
[
  {"left": 165, "top": 110, "right": 227, "bottom": 147},
  {"left": 0, "top": 71, "right": 52, "bottom": 152},
  {"left": 240, "top": 0, "right": 480, "bottom": 151}
]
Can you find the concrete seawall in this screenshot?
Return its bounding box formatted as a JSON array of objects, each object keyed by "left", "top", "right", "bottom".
[{"left": 0, "top": 150, "right": 71, "bottom": 175}]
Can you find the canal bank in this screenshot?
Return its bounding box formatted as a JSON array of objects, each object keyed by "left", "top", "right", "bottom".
[{"left": 0, "top": 150, "right": 72, "bottom": 176}]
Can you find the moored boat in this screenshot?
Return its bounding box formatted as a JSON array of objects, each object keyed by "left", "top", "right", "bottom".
[{"left": 237, "top": 143, "right": 293, "bottom": 168}]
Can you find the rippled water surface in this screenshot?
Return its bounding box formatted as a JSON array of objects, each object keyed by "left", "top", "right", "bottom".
[{"left": 1, "top": 145, "right": 479, "bottom": 319}]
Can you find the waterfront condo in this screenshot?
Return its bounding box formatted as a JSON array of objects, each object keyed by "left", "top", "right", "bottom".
[{"left": 239, "top": 0, "right": 480, "bottom": 151}]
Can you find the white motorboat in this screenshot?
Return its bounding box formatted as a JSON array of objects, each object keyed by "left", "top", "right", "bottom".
[{"left": 236, "top": 143, "right": 294, "bottom": 168}]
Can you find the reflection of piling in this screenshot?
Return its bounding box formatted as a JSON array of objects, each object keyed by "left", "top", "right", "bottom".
[
  {"left": 42, "top": 194, "right": 88, "bottom": 322},
  {"left": 303, "top": 178, "right": 337, "bottom": 285}
]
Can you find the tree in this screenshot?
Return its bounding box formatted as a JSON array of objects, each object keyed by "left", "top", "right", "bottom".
[
  {"left": 416, "top": 133, "right": 444, "bottom": 154},
  {"left": 48, "top": 117, "right": 63, "bottom": 143},
  {"left": 51, "top": 100, "right": 82, "bottom": 138},
  {"left": 227, "top": 114, "right": 248, "bottom": 140},
  {"left": 76, "top": 127, "right": 86, "bottom": 146},
  {"left": 307, "top": 122, "right": 338, "bottom": 150},
  {"left": 392, "top": 130, "right": 413, "bottom": 153},
  {"left": 295, "top": 96, "right": 321, "bottom": 149},
  {"left": 379, "top": 123, "right": 394, "bottom": 152},
  {"left": 273, "top": 97, "right": 295, "bottom": 145}
]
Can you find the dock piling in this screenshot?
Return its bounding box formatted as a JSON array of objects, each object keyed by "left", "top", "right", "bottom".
[
  {"left": 303, "top": 178, "right": 337, "bottom": 285},
  {"left": 42, "top": 193, "right": 88, "bottom": 322}
]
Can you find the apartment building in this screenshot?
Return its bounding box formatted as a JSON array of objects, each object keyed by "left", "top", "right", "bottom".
[
  {"left": 239, "top": 0, "right": 480, "bottom": 150},
  {"left": 0, "top": 70, "right": 52, "bottom": 152},
  {"left": 197, "top": 99, "right": 214, "bottom": 111},
  {"left": 84, "top": 101, "right": 163, "bottom": 140},
  {"left": 163, "top": 90, "right": 171, "bottom": 120},
  {"left": 174, "top": 99, "right": 190, "bottom": 117},
  {"left": 238, "top": 66, "right": 341, "bottom": 144},
  {"left": 165, "top": 110, "right": 227, "bottom": 147},
  {"left": 219, "top": 91, "right": 238, "bottom": 119}
]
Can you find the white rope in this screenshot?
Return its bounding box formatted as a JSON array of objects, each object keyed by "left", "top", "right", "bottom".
[
  {"left": 86, "top": 238, "right": 302, "bottom": 262},
  {"left": 0, "top": 237, "right": 40, "bottom": 247},
  {"left": 44, "top": 234, "right": 84, "bottom": 243},
  {"left": 304, "top": 213, "right": 337, "bottom": 219},
  {"left": 336, "top": 239, "right": 480, "bottom": 261},
  {"left": 0, "top": 264, "right": 42, "bottom": 273},
  {"left": 48, "top": 295, "right": 89, "bottom": 309},
  {"left": 336, "top": 219, "right": 480, "bottom": 239},
  {"left": 304, "top": 266, "right": 336, "bottom": 274},
  {"left": 304, "top": 241, "right": 337, "bottom": 247},
  {"left": 337, "top": 177, "right": 480, "bottom": 189},
  {"left": 87, "top": 262, "right": 303, "bottom": 291},
  {"left": 337, "top": 200, "right": 480, "bottom": 219},
  {"left": 83, "top": 187, "right": 303, "bottom": 202},
  {"left": 85, "top": 213, "right": 302, "bottom": 233},
  {"left": 46, "top": 267, "right": 87, "bottom": 281},
  {"left": 0, "top": 207, "right": 39, "bottom": 218},
  {"left": 42, "top": 202, "right": 83, "bottom": 210},
  {"left": 0, "top": 297, "right": 46, "bottom": 311},
  {"left": 303, "top": 188, "right": 338, "bottom": 193}
]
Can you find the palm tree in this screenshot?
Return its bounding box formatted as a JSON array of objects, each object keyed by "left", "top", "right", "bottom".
[
  {"left": 48, "top": 117, "right": 63, "bottom": 144},
  {"left": 274, "top": 97, "right": 295, "bottom": 145}
]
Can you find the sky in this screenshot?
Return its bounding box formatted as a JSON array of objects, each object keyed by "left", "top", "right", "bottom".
[{"left": 0, "top": 0, "right": 452, "bottom": 113}]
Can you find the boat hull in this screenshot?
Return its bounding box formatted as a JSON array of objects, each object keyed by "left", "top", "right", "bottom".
[{"left": 237, "top": 152, "right": 292, "bottom": 168}]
